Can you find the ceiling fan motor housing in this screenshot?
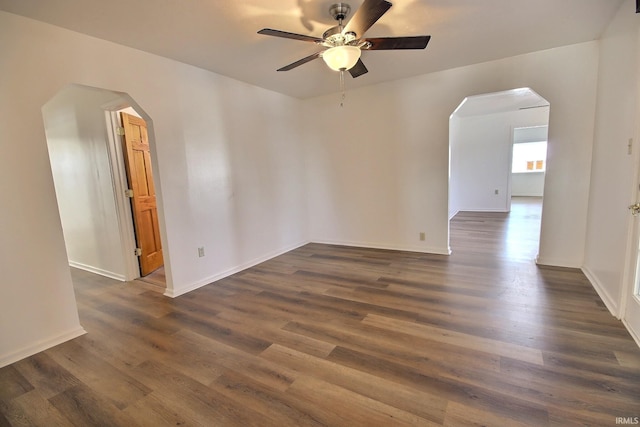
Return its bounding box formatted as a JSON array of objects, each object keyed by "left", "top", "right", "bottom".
[{"left": 323, "top": 26, "right": 341, "bottom": 40}]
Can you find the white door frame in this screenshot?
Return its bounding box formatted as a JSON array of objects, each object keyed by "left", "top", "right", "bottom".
[
  {"left": 620, "top": 132, "right": 640, "bottom": 347},
  {"left": 620, "top": 28, "right": 640, "bottom": 346},
  {"left": 102, "top": 102, "right": 141, "bottom": 281}
]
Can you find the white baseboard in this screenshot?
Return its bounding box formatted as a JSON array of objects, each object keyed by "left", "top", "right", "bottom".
[
  {"left": 0, "top": 327, "right": 86, "bottom": 368},
  {"left": 165, "top": 240, "right": 310, "bottom": 298},
  {"left": 457, "top": 208, "right": 510, "bottom": 213},
  {"left": 581, "top": 266, "right": 620, "bottom": 319},
  {"left": 69, "top": 261, "right": 126, "bottom": 281},
  {"left": 310, "top": 239, "right": 452, "bottom": 256},
  {"left": 512, "top": 193, "right": 545, "bottom": 198},
  {"left": 535, "top": 256, "right": 580, "bottom": 269}
]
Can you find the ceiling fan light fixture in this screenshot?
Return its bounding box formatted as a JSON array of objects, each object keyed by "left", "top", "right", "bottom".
[{"left": 322, "top": 45, "right": 361, "bottom": 71}]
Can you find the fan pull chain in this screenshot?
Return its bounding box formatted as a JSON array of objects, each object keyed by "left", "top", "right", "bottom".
[{"left": 340, "top": 69, "right": 346, "bottom": 107}]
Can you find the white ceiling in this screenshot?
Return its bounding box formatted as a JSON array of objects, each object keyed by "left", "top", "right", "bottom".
[
  {"left": 0, "top": 0, "right": 624, "bottom": 99},
  {"left": 453, "top": 88, "right": 549, "bottom": 118}
]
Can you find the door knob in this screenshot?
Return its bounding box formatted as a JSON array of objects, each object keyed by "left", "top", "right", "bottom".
[{"left": 629, "top": 203, "right": 640, "bottom": 216}]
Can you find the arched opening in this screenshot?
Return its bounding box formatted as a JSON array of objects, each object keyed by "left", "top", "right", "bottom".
[
  {"left": 448, "top": 87, "right": 550, "bottom": 260},
  {"left": 42, "top": 83, "right": 168, "bottom": 291}
]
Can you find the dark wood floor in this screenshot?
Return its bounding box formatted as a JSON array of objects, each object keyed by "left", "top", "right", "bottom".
[{"left": 2, "top": 198, "right": 639, "bottom": 426}]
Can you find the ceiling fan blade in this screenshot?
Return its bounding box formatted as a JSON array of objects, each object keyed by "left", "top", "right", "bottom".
[
  {"left": 343, "top": 0, "right": 392, "bottom": 38},
  {"left": 348, "top": 59, "right": 368, "bottom": 78},
  {"left": 258, "top": 28, "right": 323, "bottom": 43},
  {"left": 277, "top": 51, "right": 323, "bottom": 71},
  {"left": 365, "top": 35, "right": 431, "bottom": 50}
]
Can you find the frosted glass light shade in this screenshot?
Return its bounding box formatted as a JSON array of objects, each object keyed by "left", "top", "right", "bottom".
[{"left": 322, "top": 46, "right": 361, "bottom": 71}]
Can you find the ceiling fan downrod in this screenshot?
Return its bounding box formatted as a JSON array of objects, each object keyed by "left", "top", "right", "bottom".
[
  {"left": 326, "top": 3, "right": 354, "bottom": 107},
  {"left": 324, "top": 3, "right": 354, "bottom": 42},
  {"left": 329, "top": 3, "right": 351, "bottom": 27}
]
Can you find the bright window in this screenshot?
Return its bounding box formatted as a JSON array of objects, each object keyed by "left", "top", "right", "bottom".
[{"left": 512, "top": 141, "right": 547, "bottom": 173}]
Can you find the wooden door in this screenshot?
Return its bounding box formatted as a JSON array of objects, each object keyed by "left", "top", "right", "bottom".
[{"left": 120, "top": 112, "right": 163, "bottom": 276}]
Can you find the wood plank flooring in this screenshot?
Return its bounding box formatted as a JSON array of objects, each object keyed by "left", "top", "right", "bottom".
[
  {"left": 136, "top": 266, "right": 166, "bottom": 291},
  {"left": 2, "top": 198, "right": 639, "bottom": 426}
]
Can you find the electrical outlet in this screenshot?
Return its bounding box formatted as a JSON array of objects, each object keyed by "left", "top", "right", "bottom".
[
  {"left": 419, "top": 232, "right": 426, "bottom": 241},
  {"left": 198, "top": 247, "right": 205, "bottom": 257}
]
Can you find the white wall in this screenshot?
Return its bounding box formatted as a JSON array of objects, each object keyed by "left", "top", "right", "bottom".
[
  {"left": 449, "top": 108, "right": 549, "bottom": 217},
  {"left": 514, "top": 126, "right": 548, "bottom": 144},
  {"left": 510, "top": 125, "right": 548, "bottom": 197},
  {"left": 512, "top": 172, "right": 545, "bottom": 197},
  {"left": 0, "top": 11, "right": 308, "bottom": 366},
  {"left": 448, "top": 115, "right": 464, "bottom": 219},
  {"left": 43, "top": 86, "right": 127, "bottom": 280},
  {"left": 305, "top": 42, "right": 598, "bottom": 264},
  {"left": 451, "top": 113, "right": 511, "bottom": 214},
  {"left": 584, "top": 0, "right": 639, "bottom": 315}
]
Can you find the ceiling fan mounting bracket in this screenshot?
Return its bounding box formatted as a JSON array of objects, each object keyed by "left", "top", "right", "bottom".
[{"left": 329, "top": 3, "right": 351, "bottom": 22}]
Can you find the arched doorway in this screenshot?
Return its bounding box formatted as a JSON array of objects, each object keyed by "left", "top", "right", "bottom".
[
  {"left": 43, "top": 83, "right": 168, "bottom": 290},
  {"left": 448, "top": 87, "right": 550, "bottom": 260}
]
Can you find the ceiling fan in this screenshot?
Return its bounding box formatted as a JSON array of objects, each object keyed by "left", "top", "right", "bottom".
[{"left": 257, "top": 0, "right": 431, "bottom": 78}]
